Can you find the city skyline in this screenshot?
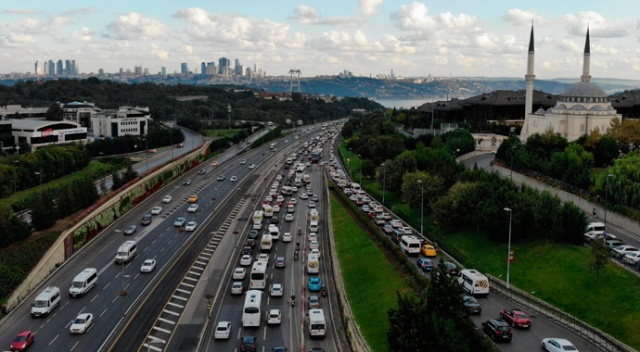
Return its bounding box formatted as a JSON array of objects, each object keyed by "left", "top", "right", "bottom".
[{"left": 1, "top": 1, "right": 640, "bottom": 79}]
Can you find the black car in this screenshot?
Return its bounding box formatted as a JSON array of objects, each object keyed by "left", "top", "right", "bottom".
[
  {"left": 248, "top": 229, "right": 259, "bottom": 239},
  {"left": 270, "top": 217, "right": 279, "bottom": 225},
  {"left": 481, "top": 319, "right": 512, "bottom": 342},
  {"left": 141, "top": 213, "right": 152, "bottom": 226},
  {"left": 240, "top": 336, "right": 257, "bottom": 352},
  {"left": 443, "top": 261, "right": 459, "bottom": 276},
  {"left": 242, "top": 246, "right": 253, "bottom": 255},
  {"left": 462, "top": 295, "right": 482, "bottom": 315},
  {"left": 245, "top": 238, "right": 256, "bottom": 248}
]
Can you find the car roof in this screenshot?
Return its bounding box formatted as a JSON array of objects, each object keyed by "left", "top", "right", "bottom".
[{"left": 217, "top": 321, "right": 230, "bottom": 327}]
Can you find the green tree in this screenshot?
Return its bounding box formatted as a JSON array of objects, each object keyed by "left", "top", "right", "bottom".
[
  {"left": 387, "top": 292, "right": 427, "bottom": 352},
  {"left": 45, "top": 103, "right": 63, "bottom": 121},
  {"left": 587, "top": 238, "right": 610, "bottom": 279},
  {"left": 402, "top": 172, "right": 445, "bottom": 209}
]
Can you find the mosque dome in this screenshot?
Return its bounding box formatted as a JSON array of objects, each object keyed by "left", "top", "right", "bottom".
[{"left": 563, "top": 81, "right": 606, "bottom": 97}]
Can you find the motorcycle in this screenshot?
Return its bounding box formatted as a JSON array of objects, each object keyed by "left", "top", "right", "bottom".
[
  {"left": 321, "top": 285, "right": 327, "bottom": 297},
  {"left": 291, "top": 295, "right": 296, "bottom": 306},
  {"left": 294, "top": 251, "right": 299, "bottom": 261},
  {"left": 297, "top": 227, "right": 302, "bottom": 236}
]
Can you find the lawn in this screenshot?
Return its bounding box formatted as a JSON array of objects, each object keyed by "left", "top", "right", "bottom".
[
  {"left": 447, "top": 232, "right": 640, "bottom": 349},
  {"left": 330, "top": 196, "right": 413, "bottom": 352},
  {"left": 202, "top": 128, "right": 245, "bottom": 138}
]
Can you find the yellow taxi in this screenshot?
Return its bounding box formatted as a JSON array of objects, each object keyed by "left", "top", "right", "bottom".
[
  {"left": 211, "top": 160, "right": 219, "bottom": 166},
  {"left": 188, "top": 194, "right": 199, "bottom": 203},
  {"left": 421, "top": 243, "right": 437, "bottom": 257}
]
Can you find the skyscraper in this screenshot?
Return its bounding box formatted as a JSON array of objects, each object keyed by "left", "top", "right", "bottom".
[
  {"left": 218, "top": 57, "right": 230, "bottom": 75},
  {"left": 201, "top": 62, "right": 206, "bottom": 76},
  {"left": 181, "top": 63, "right": 188, "bottom": 75},
  {"left": 56, "top": 60, "right": 63, "bottom": 76}
]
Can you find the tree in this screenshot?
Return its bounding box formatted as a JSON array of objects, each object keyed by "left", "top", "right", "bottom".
[
  {"left": 587, "top": 238, "right": 610, "bottom": 280},
  {"left": 402, "top": 172, "right": 445, "bottom": 209},
  {"left": 45, "top": 103, "right": 63, "bottom": 121},
  {"left": 387, "top": 292, "right": 427, "bottom": 352}
]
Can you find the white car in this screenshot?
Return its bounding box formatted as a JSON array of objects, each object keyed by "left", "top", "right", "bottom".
[
  {"left": 70, "top": 313, "right": 94, "bottom": 334},
  {"left": 308, "top": 201, "right": 316, "bottom": 208},
  {"left": 185, "top": 221, "right": 198, "bottom": 232},
  {"left": 300, "top": 192, "right": 309, "bottom": 199},
  {"left": 162, "top": 195, "right": 173, "bottom": 203},
  {"left": 214, "top": 321, "right": 232, "bottom": 339},
  {"left": 541, "top": 338, "right": 579, "bottom": 352},
  {"left": 289, "top": 198, "right": 297, "bottom": 205},
  {"left": 233, "top": 267, "right": 246, "bottom": 280},
  {"left": 270, "top": 283, "right": 283, "bottom": 297},
  {"left": 308, "top": 232, "right": 317, "bottom": 241},
  {"left": 292, "top": 186, "right": 298, "bottom": 193},
  {"left": 282, "top": 232, "right": 292, "bottom": 242},
  {"left": 140, "top": 259, "right": 157, "bottom": 273},
  {"left": 623, "top": 251, "right": 640, "bottom": 265},
  {"left": 312, "top": 194, "right": 319, "bottom": 202},
  {"left": 187, "top": 204, "right": 199, "bottom": 213},
  {"left": 240, "top": 159, "right": 247, "bottom": 165},
  {"left": 272, "top": 204, "right": 281, "bottom": 213},
  {"left": 252, "top": 221, "right": 262, "bottom": 230},
  {"left": 310, "top": 248, "right": 321, "bottom": 258},
  {"left": 230, "top": 176, "right": 238, "bottom": 182},
  {"left": 256, "top": 253, "right": 269, "bottom": 263},
  {"left": 309, "top": 240, "right": 319, "bottom": 250},
  {"left": 151, "top": 206, "right": 163, "bottom": 215},
  {"left": 267, "top": 309, "right": 282, "bottom": 325},
  {"left": 285, "top": 213, "right": 294, "bottom": 222},
  {"left": 248, "top": 163, "right": 257, "bottom": 169},
  {"left": 230, "top": 281, "right": 244, "bottom": 295},
  {"left": 612, "top": 245, "right": 640, "bottom": 258},
  {"left": 240, "top": 255, "right": 252, "bottom": 266}
]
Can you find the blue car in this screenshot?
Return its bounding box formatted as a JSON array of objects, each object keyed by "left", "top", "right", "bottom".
[
  {"left": 308, "top": 277, "right": 322, "bottom": 291},
  {"left": 417, "top": 258, "right": 436, "bottom": 272}
]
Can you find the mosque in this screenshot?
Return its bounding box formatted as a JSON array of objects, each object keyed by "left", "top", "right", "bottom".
[{"left": 520, "top": 27, "right": 621, "bottom": 142}]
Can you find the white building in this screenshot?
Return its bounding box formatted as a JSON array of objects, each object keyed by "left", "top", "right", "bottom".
[
  {"left": 9, "top": 119, "right": 87, "bottom": 150},
  {"left": 520, "top": 28, "right": 620, "bottom": 142},
  {"left": 91, "top": 106, "right": 152, "bottom": 138}
]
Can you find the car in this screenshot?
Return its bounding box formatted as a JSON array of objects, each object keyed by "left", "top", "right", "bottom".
[
  {"left": 300, "top": 192, "right": 309, "bottom": 199},
  {"left": 605, "top": 238, "right": 625, "bottom": 250},
  {"left": 242, "top": 246, "right": 252, "bottom": 255},
  {"left": 272, "top": 347, "right": 287, "bottom": 352},
  {"left": 275, "top": 256, "right": 286, "bottom": 268},
  {"left": 185, "top": 221, "right": 198, "bottom": 232},
  {"left": 240, "top": 159, "right": 247, "bottom": 164},
  {"left": 233, "top": 267, "right": 246, "bottom": 280},
  {"left": 151, "top": 206, "right": 163, "bottom": 215},
  {"left": 211, "top": 160, "right": 220, "bottom": 166},
  {"left": 176, "top": 143, "right": 184, "bottom": 148},
  {"left": 417, "top": 258, "right": 435, "bottom": 272},
  {"left": 421, "top": 244, "right": 437, "bottom": 257},
  {"left": 214, "top": 321, "right": 232, "bottom": 340},
  {"left": 270, "top": 283, "right": 283, "bottom": 297},
  {"left": 140, "top": 259, "right": 157, "bottom": 273},
  {"left": 248, "top": 163, "right": 257, "bottom": 169},
  {"left": 198, "top": 169, "right": 207, "bottom": 175},
  {"left": 309, "top": 348, "right": 326, "bottom": 352},
  {"left": 382, "top": 224, "right": 395, "bottom": 234},
  {"left": 187, "top": 204, "right": 199, "bottom": 213},
  {"left": 462, "top": 295, "right": 482, "bottom": 315},
  {"left": 308, "top": 295, "right": 320, "bottom": 309},
  {"left": 141, "top": 213, "right": 152, "bottom": 226},
  {"left": 272, "top": 204, "right": 281, "bottom": 213},
  {"left": 245, "top": 238, "right": 256, "bottom": 248},
  {"left": 623, "top": 251, "right": 640, "bottom": 265},
  {"left": 312, "top": 194, "right": 319, "bottom": 202},
  {"left": 248, "top": 229, "right": 259, "bottom": 239},
  {"left": 256, "top": 253, "right": 269, "bottom": 263},
  {"left": 240, "top": 255, "right": 252, "bottom": 266},
  {"left": 541, "top": 338, "right": 579, "bottom": 352},
  {"left": 162, "top": 195, "right": 173, "bottom": 203},
  {"left": 230, "top": 176, "right": 238, "bottom": 182},
  {"left": 308, "top": 201, "right": 316, "bottom": 208},
  {"left": 285, "top": 213, "right": 294, "bottom": 222},
  {"left": 270, "top": 216, "right": 279, "bottom": 225},
  {"left": 481, "top": 319, "right": 512, "bottom": 342},
  {"left": 308, "top": 277, "right": 321, "bottom": 291},
  {"left": 240, "top": 335, "right": 257, "bottom": 352},
  {"left": 287, "top": 205, "right": 295, "bottom": 213},
  {"left": 443, "top": 261, "right": 459, "bottom": 276},
  {"left": 612, "top": 245, "right": 640, "bottom": 258},
  {"left": 10, "top": 330, "right": 34, "bottom": 351},
  {"left": 282, "top": 232, "right": 292, "bottom": 242},
  {"left": 217, "top": 175, "right": 226, "bottom": 181},
  {"left": 231, "top": 281, "right": 244, "bottom": 295},
  {"left": 252, "top": 221, "right": 262, "bottom": 230},
  {"left": 188, "top": 194, "right": 199, "bottom": 203},
  {"left": 183, "top": 179, "right": 192, "bottom": 186},
  {"left": 124, "top": 225, "right": 137, "bottom": 235},
  {"left": 174, "top": 217, "right": 186, "bottom": 227},
  {"left": 70, "top": 312, "right": 94, "bottom": 334},
  {"left": 267, "top": 309, "right": 282, "bottom": 325},
  {"left": 289, "top": 198, "right": 297, "bottom": 204},
  {"left": 310, "top": 248, "right": 321, "bottom": 258},
  {"left": 500, "top": 308, "right": 532, "bottom": 328}
]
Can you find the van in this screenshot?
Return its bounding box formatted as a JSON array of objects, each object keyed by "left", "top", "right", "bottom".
[
  {"left": 585, "top": 222, "right": 606, "bottom": 233},
  {"left": 69, "top": 268, "right": 98, "bottom": 298},
  {"left": 31, "top": 286, "right": 61, "bottom": 317},
  {"left": 115, "top": 240, "right": 137, "bottom": 264},
  {"left": 457, "top": 269, "right": 490, "bottom": 297},
  {"left": 268, "top": 225, "right": 280, "bottom": 241},
  {"left": 309, "top": 221, "right": 319, "bottom": 233},
  {"left": 253, "top": 210, "right": 264, "bottom": 223},
  {"left": 309, "top": 209, "right": 319, "bottom": 222},
  {"left": 141, "top": 213, "right": 152, "bottom": 226},
  {"left": 400, "top": 235, "right": 422, "bottom": 256},
  {"left": 303, "top": 174, "right": 311, "bottom": 184}
]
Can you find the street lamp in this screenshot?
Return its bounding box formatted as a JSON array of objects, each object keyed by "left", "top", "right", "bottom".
[
  {"left": 418, "top": 180, "right": 424, "bottom": 238},
  {"left": 604, "top": 174, "right": 614, "bottom": 235},
  {"left": 358, "top": 155, "right": 362, "bottom": 185},
  {"left": 13, "top": 160, "right": 18, "bottom": 193},
  {"left": 381, "top": 162, "right": 386, "bottom": 205},
  {"left": 504, "top": 207, "right": 513, "bottom": 289}
]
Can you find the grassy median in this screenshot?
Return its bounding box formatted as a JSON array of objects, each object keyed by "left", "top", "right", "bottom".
[{"left": 330, "top": 196, "right": 413, "bottom": 352}]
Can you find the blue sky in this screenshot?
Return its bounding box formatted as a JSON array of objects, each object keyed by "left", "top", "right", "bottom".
[{"left": 1, "top": 1, "right": 640, "bottom": 79}]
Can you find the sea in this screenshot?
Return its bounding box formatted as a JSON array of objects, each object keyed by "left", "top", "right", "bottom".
[{"left": 374, "top": 98, "right": 443, "bottom": 109}]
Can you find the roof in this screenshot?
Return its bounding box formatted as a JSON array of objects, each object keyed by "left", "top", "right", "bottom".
[
  {"left": 8, "top": 118, "right": 81, "bottom": 130},
  {"left": 563, "top": 81, "right": 606, "bottom": 97}
]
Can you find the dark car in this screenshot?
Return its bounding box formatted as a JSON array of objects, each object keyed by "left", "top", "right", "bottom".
[
  {"left": 481, "top": 319, "right": 512, "bottom": 342},
  {"left": 242, "top": 246, "right": 253, "bottom": 255},
  {"left": 141, "top": 213, "right": 152, "bottom": 226},
  {"left": 382, "top": 224, "right": 394, "bottom": 235},
  {"left": 248, "top": 229, "right": 259, "bottom": 239},
  {"left": 245, "top": 238, "right": 256, "bottom": 248},
  {"left": 499, "top": 308, "right": 532, "bottom": 329},
  {"left": 416, "top": 258, "right": 436, "bottom": 272},
  {"left": 183, "top": 179, "right": 192, "bottom": 186},
  {"left": 270, "top": 217, "right": 279, "bottom": 225},
  {"left": 443, "top": 261, "right": 459, "bottom": 276},
  {"left": 390, "top": 231, "right": 402, "bottom": 244},
  {"left": 462, "top": 295, "right": 482, "bottom": 315},
  {"left": 124, "top": 225, "right": 137, "bottom": 235},
  {"left": 275, "top": 256, "right": 286, "bottom": 268},
  {"left": 240, "top": 336, "right": 257, "bottom": 352}
]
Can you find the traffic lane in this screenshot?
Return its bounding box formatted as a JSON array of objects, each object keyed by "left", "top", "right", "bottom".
[{"left": 467, "top": 292, "right": 601, "bottom": 352}]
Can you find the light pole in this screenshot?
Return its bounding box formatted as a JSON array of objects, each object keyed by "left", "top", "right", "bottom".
[
  {"left": 227, "top": 103, "right": 232, "bottom": 130},
  {"left": 504, "top": 207, "right": 513, "bottom": 289},
  {"left": 381, "top": 162, "right": 386, "bottom": 205},
  {"left": 13, "top": 160, "right": 18, "bottom": 194},
  {"left": 358, "top": 154, "right": 362, "bottom": 185},
  {"left": 509, "top": 146, "right": 516, "bottom": 180},
  {"left": 418, "top": 180, "right": 424, "bottom": 238},
  {"left": 604, "top": 174, "right": 614, "bottom": 235}
]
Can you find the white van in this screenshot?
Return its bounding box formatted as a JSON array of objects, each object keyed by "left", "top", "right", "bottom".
[
  {"left": 253, "top": 210, "right": 264, "bottom": 223},
  {"left": 303, "top": 174, "right": 311, "bottom": 184},
  {"left": 400, "top": 235, "right": 422, "bottom": 256},
  {"left": 268, "top": 225, "right": 280, "bottom": 241},
  {"left": 69, "top": 268, "right": 98, "bottom": 298},
  {"left": 260, "top": 234, "right": 273, "bottom": 251},
  {"left": 309, "top": 220, "right": 319, "bottom": 233},
  {"left": 309, "top": 209, "right": 319, "bottom": 222},
  {"left": 585, "top": 222, "right": 606, "bottom": 233},
  {"left": 31, "top": 286, "right": 61, "bottom": 317},
  {"left": 457, "top": 269, "right": 490, "bottom": 297},
  {"left": 115, "top": 240, "right": 137, "bottom": 264}
]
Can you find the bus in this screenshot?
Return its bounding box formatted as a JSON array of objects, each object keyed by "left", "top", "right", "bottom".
[
  {"left": 249, "top": 261, "right": 267, "bottom": 289},
  {"left": 260, "top": 234, "right": 273, "bottom": 251},
  {"left": 242, "top": 290, "right": 263, "bottom": 327},
  {"left": 307, "top": 309, "right": 326, "bottom": 338},
  {"left": 307, "top": 254, "right": 319, "bottom": 274}
]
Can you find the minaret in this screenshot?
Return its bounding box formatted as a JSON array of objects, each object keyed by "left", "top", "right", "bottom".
[
  {"left": 581, "top": 26, "right": 591, "bottom": 83},
  {"left": 522, "top": 24, "right": 535, "bottom": 139}
]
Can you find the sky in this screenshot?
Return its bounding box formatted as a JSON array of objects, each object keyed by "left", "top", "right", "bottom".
[{"left": 2, "top": 0, "right": 640, "bottom": 80}]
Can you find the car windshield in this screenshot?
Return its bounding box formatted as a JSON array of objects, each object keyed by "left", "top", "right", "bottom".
[
  {"left": 14, "top": 336, "right": 27, "bottom": 342},
  {"left": 74, "top": 317, "right": 86, "bottom": 324},
  {"left": 515, "top": 313, "right": 528, "bottom": 319}
]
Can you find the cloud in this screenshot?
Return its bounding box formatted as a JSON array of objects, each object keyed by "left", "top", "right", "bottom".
[
  {"left": 0, "top": 32, "right": 36, "bottom": 47},
  {"left": 359, "top": 0, "right": 383, "bottom": 16},
  {"left": 561, "top": 11, "right": 628, "bottom": 38},
  {"left": 1, "top": 9, "right": 39, "bottom": 15},
  {"left": 106, "top": 12, "right": 168, "bottom": 40},
  {"left": 290, "top": 4, "right": 360, "bottom": 26},
  {"left": 72, "top": 27, "right": 92, "bottom": 43},
  {"left": 391, "top": 2, "right": 435, "bottom": 31},
  {"left": 149, "top": 43, "right": 169, "bottom": 60},
  {"left": 503, "top": 9, "right": 545, "bottom": 26}
]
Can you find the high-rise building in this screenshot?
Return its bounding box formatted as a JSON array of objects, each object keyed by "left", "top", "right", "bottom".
[
  {"left": 201, "top": 62, "right": 206, "bottom": 76},
  {"left": 181, "top": 63, "right": 188, "bottom": 75},
  {"left": 134, "top": 65, "right": 143, "bottom": 75},
  {"left": 56, "top": 60, "right": 63, "bottom": 76},
  {"left": 234, "top": 59, "right": 243, "bottom": 76},
  {"left": 218, "top": 57, "right": 230, "bottom": 75},
  {"left": 65, "top": 60, "right": 71, "bottom": 75},
  {"left": 34, "top": 61, "right": 39, "bottom": 75},
  {"left": 72, "top": 60, "right": 77, "bottom": 74},
  {"left": 48, "top": 60, "right": 55, "bottom": 76}
]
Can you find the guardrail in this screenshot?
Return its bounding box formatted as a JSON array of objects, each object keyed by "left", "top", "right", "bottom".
[{"left": 488, "top": 274, "right": 637, "bottom": 352}]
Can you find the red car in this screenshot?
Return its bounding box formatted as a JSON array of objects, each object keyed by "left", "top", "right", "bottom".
[
  {"left": 499, "top": 308, "right": 532, "bottom": 328},
  {"left": 11, "top": 330, "right": 34, "bottom": 351}
]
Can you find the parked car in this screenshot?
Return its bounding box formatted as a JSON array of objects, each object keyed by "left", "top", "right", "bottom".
[
  {"left": 140, "top": 259, "right": 157, "bottom": 273},
  {"left": 10, "top": 330, "right": 34, "bottom": 351},
  {"left": 623, "top": 252, "right": 640, "bottom": 265},
  {"left": 499, "top": 308, "right": 532, "bottom": 328},
  {"left": 462, "top": 295, "right": 482, "bottom": 315},
  {"left": 481, "top": 319, "right": 512, "bottom": 342},
  {"left": 214, "top": 321, "right": 232, "bottom": 339},
  {"left": 124, "top": 225, "right": 137, "bottom": 235},
  {"left": 541, "top": 338, "right": 579, "bottom": 352},
  {"left": 70, "top": 313, "right": 94, "bottom": 334},
  {"left": 605, "top": 238, "right": 624, "bottom": 250},
  {"left": 612, "top": 245, "right": 640, "bottom": 258}
]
